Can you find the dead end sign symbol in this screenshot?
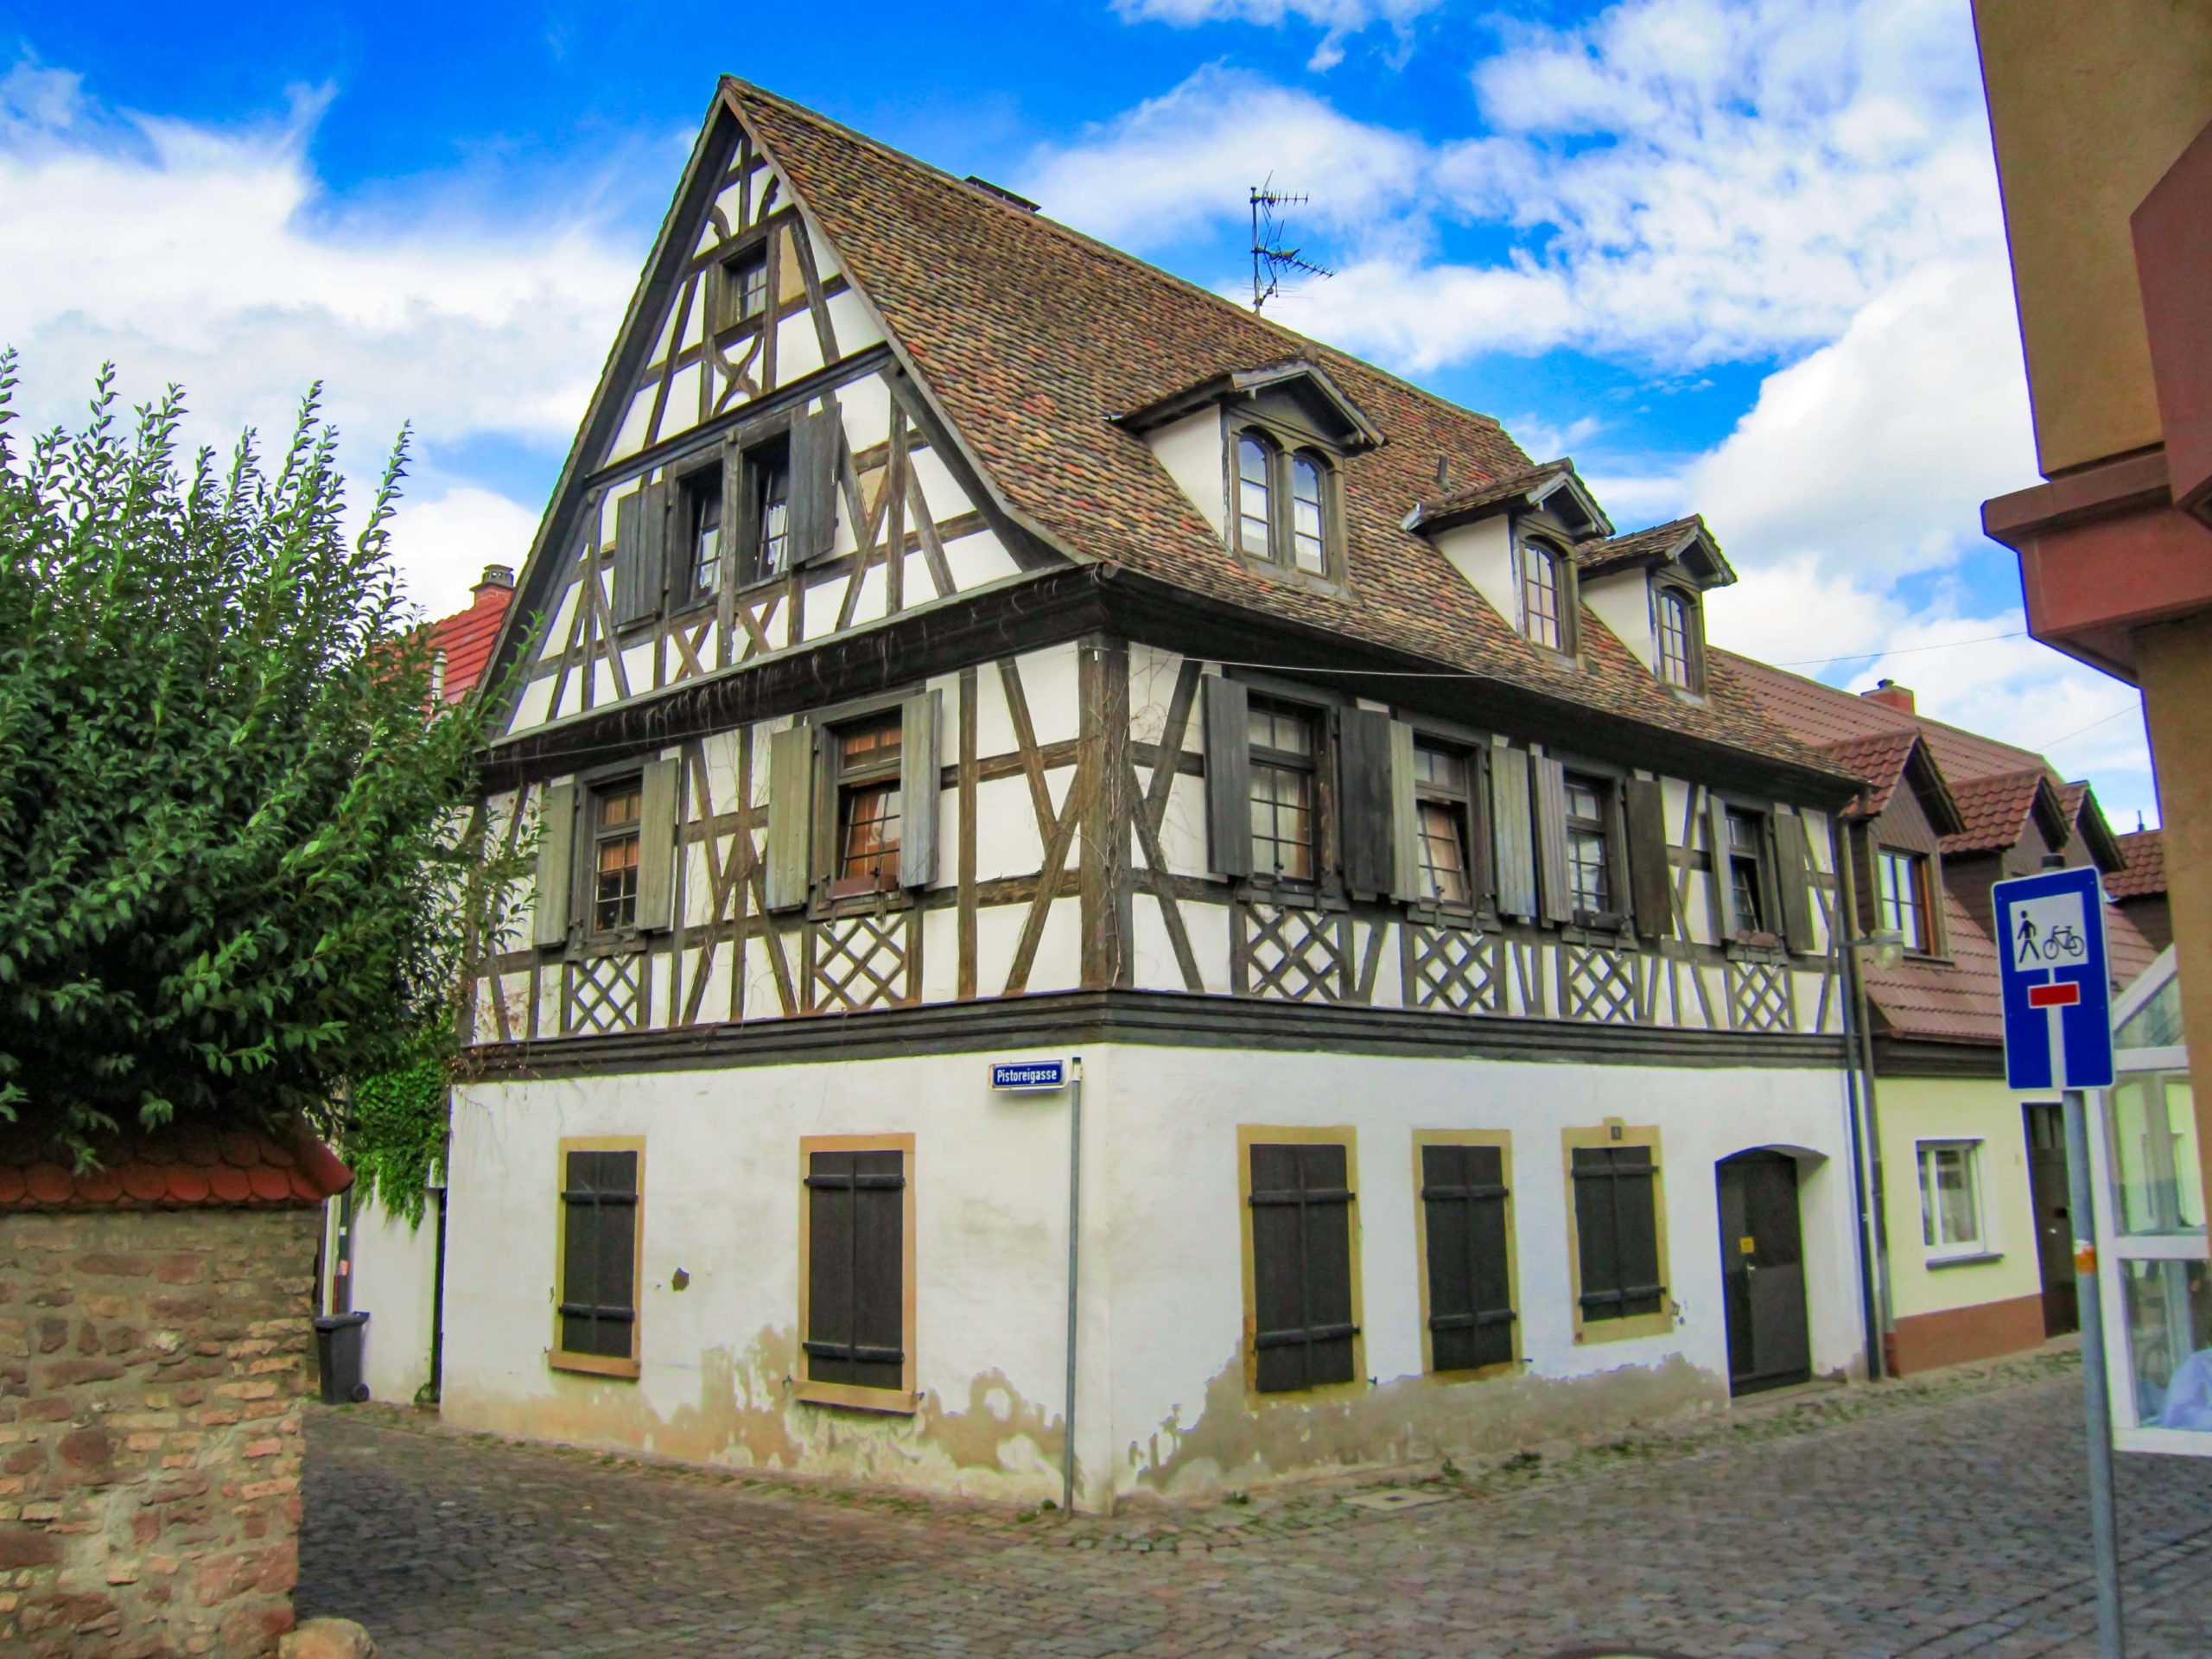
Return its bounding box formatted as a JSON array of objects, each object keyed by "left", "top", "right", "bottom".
[{"left": 2028, "top": 982, "right": 2082, "bottom": 1009}]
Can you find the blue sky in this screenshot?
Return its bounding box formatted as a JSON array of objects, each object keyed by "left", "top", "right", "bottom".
[{"left": 0, "top": 0, "right": 2158, "bottom": 823}]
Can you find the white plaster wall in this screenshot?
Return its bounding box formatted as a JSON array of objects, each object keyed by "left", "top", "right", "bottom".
[
  {"left": 348, "top": 1196, "right": 442, "bottom": 1405},
  {"left": 1432, "top": 517, "right": 1517, "bottom": 625},
  {"left": 1583, "top": 570, "right": 1656, "bottom": 668},
  {"left": 1144, "top": 410, "right": 1226, "bottom": 538}
]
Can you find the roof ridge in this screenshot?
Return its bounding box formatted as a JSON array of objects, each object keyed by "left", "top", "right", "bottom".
[{"left": 720, "top": 77, "right": 1518, "bottom": 450}]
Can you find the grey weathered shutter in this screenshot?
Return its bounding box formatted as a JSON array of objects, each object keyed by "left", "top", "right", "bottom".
[
  {"left": 1531, "top": 747, "right": 1573, "bottom": 925},
  {"left": 1387, "top": 720, "right": 1421, "bottom": 904},
  {"left": 763, "top": 723, "right": 814, "bottom": 912},
  {"left": 899, "top": 689, "right": 942, "bottom": 889},
  {"left": 1707, "top": 794, "right": 1739, "bottom": 940},
  {"left": 1489, "top": 741, "right": 1536, "bottom": 920},
  {"left": 1203, "top": 677, "right": 1253, "bottom": 880},
  {"left": 1624, "top": 777, "right": 1672, "bottom": 941},
  {"left": 634, "top": 756, "right": 681, "bottom": 932},
  {"left": 1773, "top": 808, "right": 1816, "bottom": 953},
  {"left": 614, "top": 480, "right": 668, "bottom": 626},
  {"left": 533, "top": 782, "right": 577, "bottom": 949},
  {"left": 789, "top": 401, "right": 842, "bottom": 566},
  {"left": 721, "top": 438, "right": 746, "bottom": 564},
  {"left": 1338, "top": 707, "right": 1395, "bottom": 896}
]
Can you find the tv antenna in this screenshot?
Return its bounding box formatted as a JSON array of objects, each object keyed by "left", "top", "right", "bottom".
[{"left": 1250, "top": 181, "right": 1333, "bottom": 314}]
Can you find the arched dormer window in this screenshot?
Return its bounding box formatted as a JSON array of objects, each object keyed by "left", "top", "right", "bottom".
[
  {"left": 1230, "top": 425, "right": 1340, "bottom": 581},
  {"left": 1236, "top": 432, "right": 1275, "bottom": 558},
  {"left": 1523, "top": 541, "right": 1567, "bottom": 652},
  {"left": 1656, "top": 587, "right": 1700, "bottom": 690}
]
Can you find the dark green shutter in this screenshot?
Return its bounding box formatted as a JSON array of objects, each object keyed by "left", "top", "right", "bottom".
[
  {"left": 899, "top": 690, "right": 942, "bottom": 889},
  {"left": 533, "top": 782, "right": 576, "bottom": 950},
  {"left": 1386, "top": 721, "right": 1421, "bottom": 904},
  {"left": 763, "top": 723, "right": 814, "bottom": 912},
  {"left": 1773, "top": 809, "right": 1816, "bottom": 953},
  {"left": 1203, "top": 677, "right": 1253, "bottom": 880},
  {"left": 1573, "top": 1146, "right": 1665, "bottom": 1323},
  {"left": 634, "top": 757, "right": 680, "bottom": 932},
  {"left": 1490, "top": 741, "right": 1535, "bottom": 920},
  {"left": 1249, "top": 1142, "right": 1357, "bottom": 1395},
  {"left": 804, "top": 1149, "right": 906, "bottom": 1392},
  {"left": 1624, "top": 777, "right": 1672, "bottom": 941},
  {"left": 1338, "top": 707, "right": 1395, "bottom": 895},
  {"left": 1421, "top": 1144, "right": 1516, "bottom": 1373},
  {"left": 559, "top": 1149, "right": 639, "bottom": 1359}
]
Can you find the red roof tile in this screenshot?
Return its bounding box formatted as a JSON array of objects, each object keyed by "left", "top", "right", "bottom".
[
  {"left": 1573, "top": 516, "right": 1713, "bottom": 579},
  {"left": 427, "top": 580, "right": 514, "bottom": 702},
  {"left": 2109, "top": 828, "right": 2166, "bottom": 899},
  {"left": 0, "top": 1117, "right": 352, "bottom": 1211},
  {"left": 1942, "top": 767, "right": 2049, "bottom": 855},
  {"left": 1817, "top": 729, "right": 1924, "bottom": 820}
]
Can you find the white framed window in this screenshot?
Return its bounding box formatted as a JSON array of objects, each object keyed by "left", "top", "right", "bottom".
[{"left": 1918, "top": 1140, "right": 1986, "bottom": 1258}]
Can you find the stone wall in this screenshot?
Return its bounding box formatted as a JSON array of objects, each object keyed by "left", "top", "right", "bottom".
[{"left": 0, "top": 1205, "right": 323, "bottom": 1657}]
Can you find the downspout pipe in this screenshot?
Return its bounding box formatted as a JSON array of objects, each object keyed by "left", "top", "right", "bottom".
[{"left": 1835, "top": 820, "right": 1893, "bottom": 1380}]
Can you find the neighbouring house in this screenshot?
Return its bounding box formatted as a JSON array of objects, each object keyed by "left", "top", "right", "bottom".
[
  {"left": 1727, "top": 658, "right": 2158, "bottom": 1373},
  {"left": 0, "top": 1117, "right": 352, "bottom": 1657},
  {"left": 2110, "top": 827, "right": 2172, "bottom": 954},
  {"left": 321, "top": 563, "right": 515, "bottom": 1406},
  {"left": 429, "top": 79, "right": 1880, "bottom": 1511}
]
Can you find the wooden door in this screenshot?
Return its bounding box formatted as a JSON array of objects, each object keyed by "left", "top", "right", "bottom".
[
  {"left": 2024, "top": 1103, "right": 2079, "bottom": 1338},
  {"left": 1718, "top": 1151, "right": 1811, "bottom": 1395}
]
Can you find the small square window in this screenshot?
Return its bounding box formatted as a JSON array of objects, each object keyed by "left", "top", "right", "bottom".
[
  {"left": 1878, "top": 848, "right": 1929, "bottom": 953},
  {"left": 727, "top": 247, "right": 770, "bottom": 327},
  {"left": 1918, "top": 1141, "right": 1985, "bottom": 1257}
]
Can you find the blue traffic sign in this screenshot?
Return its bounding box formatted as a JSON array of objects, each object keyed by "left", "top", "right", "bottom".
[
  {"left": 1994, "top": 867, "right": 2114, "bottom": 1091},
  {"left": 988, "top": 1059, "right": 1067, "bottom": 1092}
]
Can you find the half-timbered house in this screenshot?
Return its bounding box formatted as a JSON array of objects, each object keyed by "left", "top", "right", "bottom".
[{"left": 441, "top": 79, "right": 1876, "bottom": 1508}]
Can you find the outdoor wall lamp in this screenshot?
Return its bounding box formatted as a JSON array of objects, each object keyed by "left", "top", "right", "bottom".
[{"left": 1850, "top": 929, "right": 1907, "bottom": 971}]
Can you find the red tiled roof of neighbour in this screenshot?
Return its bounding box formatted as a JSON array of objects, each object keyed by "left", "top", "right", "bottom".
[
  {"left": 726, "top": 82, "right": 1851, "bottom": 787},
  {"left": 427, "top": 574, "right": 515, "bottom": 702},
  {"left": 0, "top": 1118, "right": 352, "bottom": 1211},
  {"left": 2107, "top": 899, "right": 2160, "bottom": 991},
  {"left": 1818, "top": 729, "right": 1926, "bottom": 821},
  {"left": 2110, "top": 828, "right": 2166, "bottom": 899},
  {"left": 1866, "top": 893, "right": 2005, "bottom": 1045},
  {"left": 1942, "top": 767, "right": 2051, "bottom": 855}
]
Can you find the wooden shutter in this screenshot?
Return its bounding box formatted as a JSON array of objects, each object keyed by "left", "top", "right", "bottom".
[
  {"left": 1338, "top": 708, "right": 1395, "bottom": 895},
  {"left": 804, "top": 1149, "right": 906, "bottom": 1391},
  {"left": 1573, "top": 1146, "right": 1664, "bottom": 1323},
  {"left": 763, "top": 723, "right": 814, "bottom": 912},
  {"left": 633, "top": 757, "right": 680, "bottom": 933},
  {"left": 1248, "top": 1142, "right": 1357, "bottom": 1395},
  {"left": 1387, "top": 720, "right": 1421, "bottom": 904},
  {"left": 1531, "top": 748, "right": 1573, "bottom": 925},
  {"left": 1421, "top": 1144, "right": 1515, "bottom": 1373},
  {"left": 788, "top": 401, "right": 842, "bottom": 566},
  {"left": 558, "top": 1149, "right": 638, "bottom": 1359},
  {"left": 1707, "top": 794, "right": 1739, "bottom": 939},
  {"left": 1202, "top": 677, "right": 1253, "bottom": 880},
  {"left": 1773, "top": 808, "right": 1816, "bottom": 953},
  {"left": 1489, "top": 741, "right": 1536, "bottom": 920},
  {"left": 1624, "top": 777, "right": 1672, "bottom": 941},
  {"left": 613, "top": 480, "right": 667, "bottom": 627},
  {"left": 899, "top": 690, "right": 942, "bottom": 889},
  {"left": 533, "top": 782, "right": 576, "bottom": 949}
]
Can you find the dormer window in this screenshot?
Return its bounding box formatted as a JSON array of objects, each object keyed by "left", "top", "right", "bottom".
[
  {"left": 1523, "top": 542, "right": 1568, "bottom": 652},
  {"left": 1233, "top": 426, "right": 1338, "bottom": 580},
  {"left": 1656, "top": 588, "right": 1700, "bottom": 690}
]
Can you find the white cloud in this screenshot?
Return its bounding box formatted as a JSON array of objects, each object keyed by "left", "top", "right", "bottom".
[
  {"left": 385, "top": 486, "right": 544, "bottom": 622},
  {"left": 1111, "top": 0, "right": 1438, "bottom": 70},
  {"left": 1016, "top": 65, "right": 1427, "bottom": 251},
  {"left": 0, "top": 60, "right": 636, "bottom": 615}
]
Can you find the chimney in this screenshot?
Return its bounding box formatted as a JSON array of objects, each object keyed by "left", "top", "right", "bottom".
[
  {"left": 474, "top": 564, "right": 515, "bottom": 601},
  {"left": 1861, "top": 677, "right": 1915, "bottom": 715}
]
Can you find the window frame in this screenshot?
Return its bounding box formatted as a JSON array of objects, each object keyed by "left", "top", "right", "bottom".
[
  {"left": 1562, "top": 1122, "right": 1672, "bottom": 1345},
  {"left": 1560, "top": 765, "right": 1628, "bottom": 930},
  {"left": 796, "top": 1133, "right": 918, "bottom": 1414},
  {"left": 714, "top": 221, "right": 781, "bottom": 341},
  {"left": 821, "top": 706, "right": 908, "bottom": 902},
  {"left": 1713, "top": 794, "right": 1784, "bottom": 946},
  {"left": 674, "top": 458, "right": 726, "bottom": 608},
  {"left": 578, "top": 771, "right": 646, "bottom": 943},
  {"left": 734, "top": 427, "right": 795, "bottom": 594},
  {"left": 1224, "top": 416, "right": 1345, "bottom": 588},
  {"left": 1412, "top": 1130, "right": 1520, "bottom": 1381},
  {"left": 1520, "top": 536, "right": 1577, "bottom": 656},
  {"left": 1654, "top": 582, "right": 1704, "bottom": 693},
  {"left": 1243, "top": 694, "right": 1330, "bottom": 892},
  {"left": 1877, "top": 845, "right": 1935, "bottom": 956},
  {"left": 1237, "top": 1125, "right": 1365, "bottom": 1403},
  {"left": 1917, "top": 1138, "right": 1989, "bottom": 1262},
  {"left": 550, "top": 1135, "right": 645, "bottom": 1380},
  {"left": 1407, "top": 734, "right": 1488, "bottom": 913}
]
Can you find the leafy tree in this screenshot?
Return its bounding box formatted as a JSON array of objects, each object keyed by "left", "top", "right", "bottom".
[{"left": 0, "top": 356, "right": 527, "bottom": 1162}]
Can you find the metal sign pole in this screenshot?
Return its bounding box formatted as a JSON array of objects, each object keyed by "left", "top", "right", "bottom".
[
  {"left": 2063, "top": 1084, "right": 2126, "bottom": 1659},
  {"left": 1061, "top": 1058, "right": 1084, "bottom": 1517}
]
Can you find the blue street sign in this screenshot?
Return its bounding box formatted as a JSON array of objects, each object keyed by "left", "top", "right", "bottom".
[
  {"left": 1994, "top": 867, "right": 2114, "bottom": 1091},
  {"left": 988, "top": 1059, "right": 1067, "bottom": 1092}
]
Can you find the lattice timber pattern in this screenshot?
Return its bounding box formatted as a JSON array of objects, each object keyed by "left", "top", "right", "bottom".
[
  {"left": 568, "top": 952, "right": 644, "bottom": 1035},
  {"left": 1238, "top": 903, "right": 1351, "bottom": 1002},
  {"left": 1560, "top": 942, "right": 1641, "bottom": 1024},
  {"left": 1730, "top": 960, "right": 1795, "bottom": 1033},
  {"left": 1403, "top": 923, "right": 1502, "bottom": 1014},
  {"left": 808, "top": 911, "right": 916, "bottom": 1013}
]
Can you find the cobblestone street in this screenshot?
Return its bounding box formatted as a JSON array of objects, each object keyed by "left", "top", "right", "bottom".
[{"left": 299, "top": 1357, "right": 2212, "bottom": 1658}]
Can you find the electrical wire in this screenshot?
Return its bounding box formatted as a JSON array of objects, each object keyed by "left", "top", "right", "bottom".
[
  {"left": 1764, "top": 629, "right": 2029, "bottom": 668},
  {"left": 2037, "top": 702, "right": 2141, "bottom": 752}
]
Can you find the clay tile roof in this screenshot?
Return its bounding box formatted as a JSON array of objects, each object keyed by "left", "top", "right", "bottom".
[
  {"left": 0, "top": 1117, "right": 352, "bottom": 1211},
  {"left": 725, "top": 80, "right": 1851, "bottom": 787},
  {"left": 1415, "top": 461, "right": 1575, "bottom": 521},
  {"left": 1573, "top": 515, "right": 1720, "bottom": 581},
  {"left": 427, "top": 582, "right": 514, "bottom": 702},
  {"left": 1864, "top": 889, "right": 2159, "bottom": 1041},
  {"left": 1942, "top": 767, "right": 2049, "bottom": 855},
  {"left": 1818, "top": 729, "right": 1924, "bottom": 820},
  {"left": 2109, "top": 828, "right": 2166, "bottom": 899}
]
